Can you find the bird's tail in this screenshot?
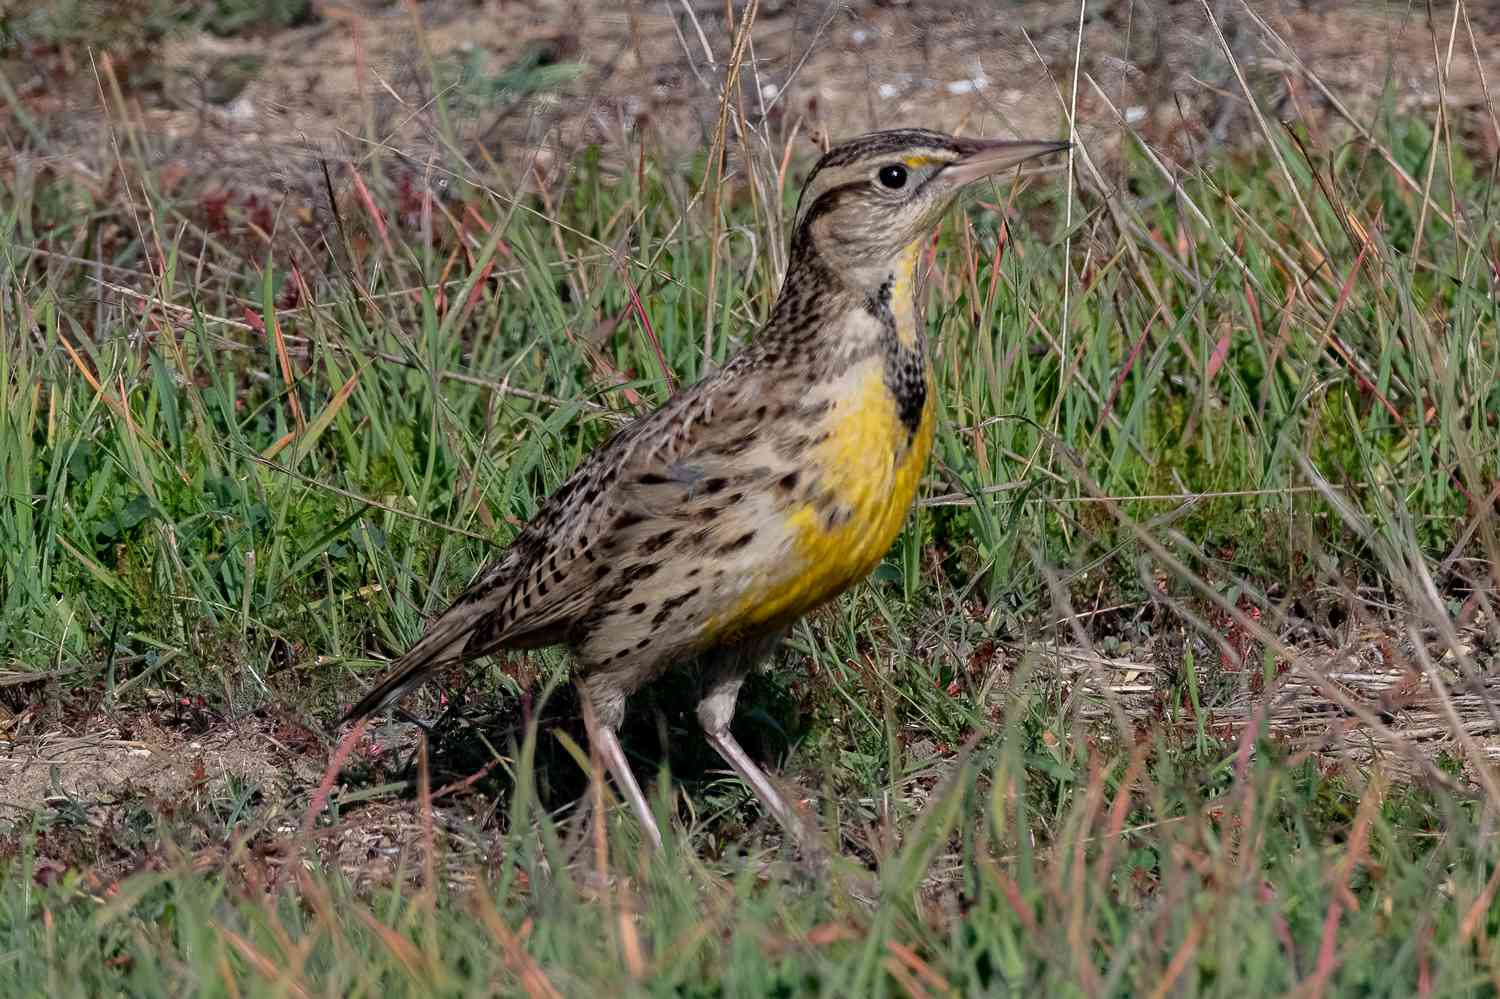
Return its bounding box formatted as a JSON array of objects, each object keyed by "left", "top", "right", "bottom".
[{"left": 337, "top": 614, "right": 475, "bottom": 725}]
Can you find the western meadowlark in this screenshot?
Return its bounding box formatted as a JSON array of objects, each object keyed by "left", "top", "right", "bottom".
[{"left": 341, "top": 128, "right": 1068, "bottom": 851}]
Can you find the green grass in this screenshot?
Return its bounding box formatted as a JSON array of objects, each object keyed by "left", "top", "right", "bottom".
[
  {"left": 3, "top": 8, "right": 1500, "bottom": 994},
  {"left": 4, "top": 733, "right": 1498, "bottom": 996}
]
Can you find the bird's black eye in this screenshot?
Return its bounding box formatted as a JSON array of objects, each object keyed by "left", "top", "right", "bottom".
[{"left": 878, "top": 164, "right": 908, "bottom": 189}]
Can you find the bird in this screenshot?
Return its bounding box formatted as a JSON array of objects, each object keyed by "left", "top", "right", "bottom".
[{"left": 340, "top": 128, "right": 1069, "bottom": 851}]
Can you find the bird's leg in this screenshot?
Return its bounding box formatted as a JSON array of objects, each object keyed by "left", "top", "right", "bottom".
[
  {"left": 697, "top": 674, "right": 817, "bottom": 850},
  {"left": 588, "top": 715, "right": 665, "bottom": 853}
]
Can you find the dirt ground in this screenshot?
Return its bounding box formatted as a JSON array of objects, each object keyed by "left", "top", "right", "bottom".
[
  {"left": 13, "top": 1, "right": 1500, "bottom": 210},
  {"left": 6, "top": 633, "right": 1498, "bottom": 890},
  {"left": 4, "top": 0, "right": 1500, "bottom": 869}
]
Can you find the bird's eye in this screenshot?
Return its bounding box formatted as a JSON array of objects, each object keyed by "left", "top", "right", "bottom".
[{"left": 878, "top": 164, "right": 908, "bottom": 189}]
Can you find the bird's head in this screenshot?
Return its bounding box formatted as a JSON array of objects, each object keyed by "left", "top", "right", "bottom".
[{"left": 790, "top": 128, "right": 1069, "bottom": 296}]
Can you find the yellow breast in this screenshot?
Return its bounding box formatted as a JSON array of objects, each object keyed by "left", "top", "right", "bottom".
[{"left": 706, "top": 364, "right": 935, "bottom": 640}]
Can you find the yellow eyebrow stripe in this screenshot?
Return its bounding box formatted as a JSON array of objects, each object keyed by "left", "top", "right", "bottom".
[{"left": 902, "top": 155, "right": 938, "bottom": 168}]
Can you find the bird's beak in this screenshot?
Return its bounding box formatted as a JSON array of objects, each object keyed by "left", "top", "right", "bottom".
[{"left": 943, "top": 138, "right": 1071, "bottom": 187}]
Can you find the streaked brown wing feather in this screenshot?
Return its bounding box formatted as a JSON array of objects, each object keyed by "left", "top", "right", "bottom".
[{"left": 340, "top": 365, "right": 764, "bottom": 723}]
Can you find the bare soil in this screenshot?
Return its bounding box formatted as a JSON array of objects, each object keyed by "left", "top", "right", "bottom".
[{"left": 12, "top": 1, "right": 1500, "bottom": 210}]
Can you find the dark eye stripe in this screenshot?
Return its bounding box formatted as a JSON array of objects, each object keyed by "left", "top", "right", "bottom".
[{"left": 795, "top": 179, "right": 869, "bottom": 229}]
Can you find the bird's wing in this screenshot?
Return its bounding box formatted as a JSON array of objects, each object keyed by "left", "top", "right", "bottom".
[{"left": 340, "top": 365, "right": 768, "bottom": 722}]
